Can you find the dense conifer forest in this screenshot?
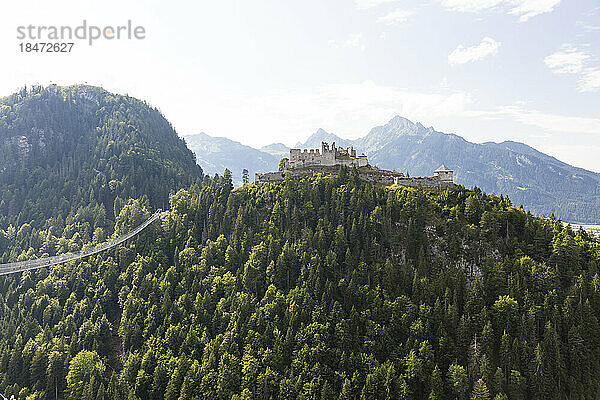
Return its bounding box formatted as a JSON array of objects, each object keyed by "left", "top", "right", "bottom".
[
  {"left": 0, "top": 85, "right": 202, "bottom": 232},
  {"left": 0, "top": 167, "right": 599, "bottom": 400}
]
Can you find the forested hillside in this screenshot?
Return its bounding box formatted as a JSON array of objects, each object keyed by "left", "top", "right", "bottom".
[
  {"left": 0, "top": 169, "right": 599, "bottom": 400},
  {"left": 0, "top": 85, "right": 202, "bottom": 233}
]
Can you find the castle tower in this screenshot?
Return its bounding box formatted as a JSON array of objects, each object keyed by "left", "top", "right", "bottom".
[{"left": 434, "top": 165, "right": 453, "bottom": 182}]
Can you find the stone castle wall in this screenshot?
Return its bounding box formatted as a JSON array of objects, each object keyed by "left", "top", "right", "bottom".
[
  {"left": 254, "top": 171, "right": 284, "bottom": 183},
  {"left": 254, "top": 141, "right": 453, "bottom": 189},
  {"left": 288, "top": 142, "right": 366, "bottom": 169},
  {"left": 256, "top": 168, "right": 454, "bottom": 188},
  {"left": 393, "top": 176, "right": 455, "bottom": 189},
  {"left": 289, "top": 148, "right": 336, "bottom": 167}
]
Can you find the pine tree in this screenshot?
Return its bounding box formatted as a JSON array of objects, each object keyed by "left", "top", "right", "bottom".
[
  {"left": 339, "top": 378, "right": 352, "bottom": 400},
  {"left": 471, "top": 379, "right": 490, "bottom": 400},
  {"left": 448, "top": 363, "right": 468, "bottom": 400},
  {"left": 428, "top": 365, "right": 443, "bottom": 400}
]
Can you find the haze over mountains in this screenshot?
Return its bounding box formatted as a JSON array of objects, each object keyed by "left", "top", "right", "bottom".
[
  {"left": 189, "top": 116, "right": 600, "bottom": 223},
  {"left": 185, "top": 132, "right": 278, "bottom": 184}
]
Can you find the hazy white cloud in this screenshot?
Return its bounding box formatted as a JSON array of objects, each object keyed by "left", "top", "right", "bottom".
[
  {"left": 582, "top": 24, "right": 600, "bottom": 32},
  {"left": 440, "top": 0, "right": 503, "bottom": 12},
  {"left": 503, "top": 106, "right": 600, "bottom": 134},
  {"left": 578, "top": 69, "right": 600, "bottom": 92},
  {"left": 545, "top": 45, "right": 600, "bottom": 92},
  {"left": 354, "top": 0, "right": 398, "bottom": 9},
  {"left": 469, "top": 105, "right": 600, "bottom": 134},
  {"left": 509, "top": 0, "right": 562, "bottom": 21},
  {"left": 329, "top": 34, "right": 366, "bottom": 50},
  {"left": 345, "top": 33, "right": 366, "bottom": 50},
  {"left": 544, "top": 47, "right": 589, "bottom": 73},
  {"left": 439, "top": 0, "right": 561, "bottom": 21},
  {"left": 448, "top": 37, "right": 501, "bottom": 65},
  {"left": 378, "top": 9, "right": 414, "bottom": 25},
  {"left": 182, "top": 81, "right": 473, "bottom": 146}
]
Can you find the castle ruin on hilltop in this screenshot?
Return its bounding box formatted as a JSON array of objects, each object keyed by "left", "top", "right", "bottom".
[
  {"left": 256, "top": 142, "right": 454, "bottom": 189},
  {"left": 282, "top": 142, "right": 368, "bottom": 170}
]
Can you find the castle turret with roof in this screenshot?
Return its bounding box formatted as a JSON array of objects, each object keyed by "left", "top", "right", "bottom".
[{"left": 434, "top": 165, "right": 453, "bottom": 182}]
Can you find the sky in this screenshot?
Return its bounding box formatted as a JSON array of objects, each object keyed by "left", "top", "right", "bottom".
[{"left": 1, "top": 0, "right": 600, "bottom": 171}]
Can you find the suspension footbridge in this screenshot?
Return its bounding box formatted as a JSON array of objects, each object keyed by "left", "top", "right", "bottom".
[{"left": 0, "top": 210, "right": 170, "bottom": 277}]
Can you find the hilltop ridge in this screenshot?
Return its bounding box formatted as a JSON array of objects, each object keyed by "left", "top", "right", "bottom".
[{"left": 0, "top": 84, "right": 202, "bottom": 230}]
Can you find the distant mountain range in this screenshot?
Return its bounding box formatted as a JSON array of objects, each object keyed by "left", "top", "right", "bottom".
[
  {"left": 186, "top": 116, "right": 600, "bottom": 223},
  {"left": 185, "top": 133, "right": 279, "bottom": 185},
  {"left": 260, "top": 143, "right": 289, "bottom": 159}
]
